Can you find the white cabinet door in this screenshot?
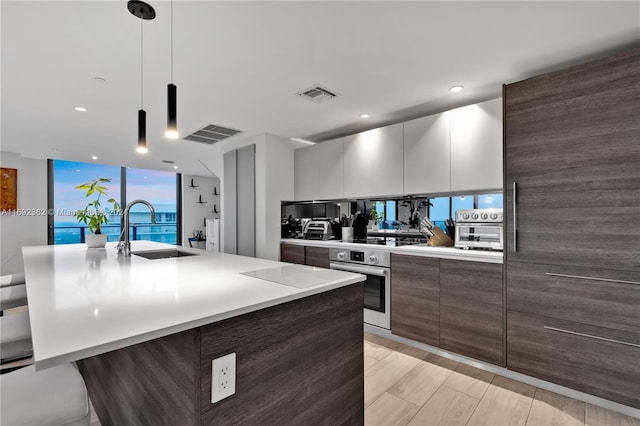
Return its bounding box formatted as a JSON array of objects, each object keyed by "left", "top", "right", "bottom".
[
  {"left": 294, "top": 145, "right": 318, "bottom": 201},
  {"left": 316, "top": 138, "right": 344, "bottom": 200},
  {"left": 294, "top": 138, "right": 344, "bottom": 201},
  {"left": 343, "top": 123, "right": 404, "bottom": 198},
  {"left": 450, "top": 98, "right": 503, "bottom": 192},
  {"left": 403, "top": 111, "right": 450, "bottom": 195}
]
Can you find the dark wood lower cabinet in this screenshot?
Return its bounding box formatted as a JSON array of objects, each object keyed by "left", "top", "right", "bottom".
[
  {"left": 507, "top": 310, "right": 640, "bottom": 408},
  {"left": 440, "top": 260, "right": 504, "bottom": 366},
  {"left": 280, "top": 243, "right": 305, "bottom": 265},
  {"left": 78, "top": 284, "right": 364, "bottom": 425},
  {"left": 391, "top": 254, "right": 440, "bottom": 347},
  {"left": 507, "top": 262, "right": 640, "bottom": 334},
  {"left": 304, "top": 246, "right": 330, "bottom": 268}
]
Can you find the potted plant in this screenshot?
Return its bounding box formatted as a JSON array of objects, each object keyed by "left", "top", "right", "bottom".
[
  {"left": 73, "top": 178, "right": 120, "bottom": 248},
  {"left": 369, "top": 206, "right": 384, "bottom": 231}
]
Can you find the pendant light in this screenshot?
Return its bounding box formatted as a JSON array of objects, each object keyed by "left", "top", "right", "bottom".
[
  {"left": 165, "top": 0, "right": 179, "bottom": 139},
  {"left": 128, "top": 1, "right": 156, "bottom": 154}
]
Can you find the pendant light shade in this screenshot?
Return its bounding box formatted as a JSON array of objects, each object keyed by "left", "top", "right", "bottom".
[
  {"left": 129, "top": 0, "right": 155, "bottom": 154},
  {"left": 137, "top": 109, "right": 148, "bottom": 153},
  {"left": 165, "top": 83, "right": 178, "bottom": 139}
]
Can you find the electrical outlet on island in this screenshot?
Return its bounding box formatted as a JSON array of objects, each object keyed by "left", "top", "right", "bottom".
[{"left": 211, "top": 352, "right": 236, "bottom": 403}]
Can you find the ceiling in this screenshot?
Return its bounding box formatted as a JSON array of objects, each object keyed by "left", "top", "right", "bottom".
[{"left": 1, "top": 1, "right": 638, "bottom": 176}]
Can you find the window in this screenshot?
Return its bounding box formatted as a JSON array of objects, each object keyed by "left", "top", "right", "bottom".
[
  {"left": 52, "top": 160, "right": 121, "bottom": 244},
  {"left": 429, "top": 197, "right": 450, "bottom": 230},
  {"left": 372, "top": 200, "right": 396, "bottom": 229},
  {"left": 125, "top": 167, "right": 178, "bottom": 244},
  {"left": 451, "top": 195, "right": 474, "bottom": 216},
  {"left": 478, "top": 193, "right": 503, "bottom": 209},
  {"left": 429, "top": 193, "right": 503, "bottom": 225},
  {"left": 50, "top": 160, "right": 178, "bottom": 245}
]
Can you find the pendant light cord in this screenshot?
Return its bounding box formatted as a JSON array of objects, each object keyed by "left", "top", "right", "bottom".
[
  {"left": 140, "top": 18, "right": 143, "bottom": 109},
  {"left": 170, "top": 0, "right": 174, "bottom": 83}
]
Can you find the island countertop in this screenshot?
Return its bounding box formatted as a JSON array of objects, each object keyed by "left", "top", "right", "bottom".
[{"left": 22, "top": 241, "right": 365, "bottom": 370}]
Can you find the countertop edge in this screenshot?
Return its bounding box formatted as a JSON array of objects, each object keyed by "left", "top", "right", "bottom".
[{"left": 280, "top": 239, "right": 504, "bottom": 264}]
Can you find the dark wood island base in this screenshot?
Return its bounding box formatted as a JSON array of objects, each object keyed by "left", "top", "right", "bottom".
[{"left": 78, "top": 283, "right": 364, "bottom": 425}]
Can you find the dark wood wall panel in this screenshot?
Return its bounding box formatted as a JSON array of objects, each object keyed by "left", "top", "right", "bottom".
[
  {"left": 504, "top": 48, "right": 640, "bottom": 270},
  {"left": 280, "top": 243, "right": 305, "bottom": 265},
  {"left": 507, "top": 310, "right": 640, "bottom": 408},
  {"left": 440, "top": 260, "right": 503, "bottom": 366},
  {"left": 199, "top": 284, "right": 364, "bottom": 425},
  {"left": 305, "top": 246, "right": 330, "bottom": 268},
  {"left": 78, "top": 329, "right": 200, "bottom": 426},
  {"left": 391, "top": 254, "right": 440, "bottom": 346}
]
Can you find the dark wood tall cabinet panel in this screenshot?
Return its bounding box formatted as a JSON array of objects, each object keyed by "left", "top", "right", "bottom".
[
  {"left": 504, "top": 48, "right": 640, "bottom": 408},
  {"left": 504, "top": 48, "right": 640, "bottom": 270},
  {"left": 391, "top": 254, "right": 440, "bottom": 347},
  {"left": 439, "top": 260, "right": 504, "bottom": 366}
]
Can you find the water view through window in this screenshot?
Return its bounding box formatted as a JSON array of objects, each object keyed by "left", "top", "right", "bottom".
[{"left": 52, "top": 160, "right": 177, "bottom": 245}]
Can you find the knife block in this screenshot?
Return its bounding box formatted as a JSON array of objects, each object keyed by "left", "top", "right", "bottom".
[{"left": 428, "top": 227, "right": 454, "bottom": 247}]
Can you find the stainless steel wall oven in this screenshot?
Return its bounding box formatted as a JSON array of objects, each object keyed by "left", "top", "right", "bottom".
[{"left": 329, "top": 247, "right": 390, "bottom": 329}]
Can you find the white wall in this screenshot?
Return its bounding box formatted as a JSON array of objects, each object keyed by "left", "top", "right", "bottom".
[
  {"left": 0, "top": 152, "right": 48, "bottom": 274},
  {"left": 181, "top": 174, "right": 220, "bottom": 248},
  {"left": 215, "top": 133, "right": 294, "bottom": 261}
]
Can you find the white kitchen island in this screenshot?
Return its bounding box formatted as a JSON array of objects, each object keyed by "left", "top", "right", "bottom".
[{"left": 22, "top": 241, "right": 366, "bottom": 425}]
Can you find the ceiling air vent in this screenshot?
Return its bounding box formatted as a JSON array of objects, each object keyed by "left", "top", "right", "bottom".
[
  {"left": 184, "top": 124, "right": 243, "bottom": 145},
  {"left": 296, "top": 84, "right": 341, "bottom": 104}
]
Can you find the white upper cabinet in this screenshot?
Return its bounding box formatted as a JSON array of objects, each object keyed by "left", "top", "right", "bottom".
[
  {"left": 403, "top": 111, "right": 451, "bottom": 195},
  {"left": 316, "top": 138, "right": 344, "bottom": 200},
  {"left": 294, "top": 138, "right": 344, "bottom": 201},
  {"left": 450, "top": 98, "right": 503, "bottom": 192},
  {"left": 294, "top": 144, "right": 317, "bottom": 201},
  {"left": 343, "top": 123, "right": 404, "bottom": 198}
]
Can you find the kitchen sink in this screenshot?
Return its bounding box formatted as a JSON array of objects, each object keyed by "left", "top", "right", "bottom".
[{"left": 132, "top": 249, "right": 199, "bottom": 260}]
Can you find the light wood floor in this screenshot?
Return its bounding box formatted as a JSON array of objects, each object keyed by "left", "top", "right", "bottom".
[
  {"left": 364, "top": 333, "right": 640, "bottom": 426},
  {"left": 86, "top": 333, "right": 639, "bottom": 426}
]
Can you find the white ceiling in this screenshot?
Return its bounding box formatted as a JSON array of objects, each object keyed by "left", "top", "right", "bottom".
[{"left": 1, "top": 1, "right": 638, "bottom": 176}]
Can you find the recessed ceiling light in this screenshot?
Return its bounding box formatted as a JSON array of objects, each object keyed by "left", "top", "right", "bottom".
[
  {"left": 173, "top": 166, "right": 178, "bottom": 169},
  {"left": 449, "top": 85, "right": 464, "bottom": 93},
  {"left": 74, "top": 106, "right": 88, "bottom": 112},
  {"left": 91, "top": 156, "right": 98, "bottom": 160},
  {"left": 360, "top": 113, "right": 370, "bottom": 119}
]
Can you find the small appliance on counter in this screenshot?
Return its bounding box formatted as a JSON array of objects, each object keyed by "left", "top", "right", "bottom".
[
  {"left": 304, "top": 219, "right": 334, "bottom": 240},
  {"left": 454, "top": 208, "right": 504, "bottom": 251}
]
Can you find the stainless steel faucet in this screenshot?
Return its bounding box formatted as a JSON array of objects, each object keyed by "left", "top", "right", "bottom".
[{"left": 117, "top": 199, "right": 156, "bottom": 256}]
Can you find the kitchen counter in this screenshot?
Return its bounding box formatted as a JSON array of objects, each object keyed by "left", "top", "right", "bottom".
[
  {"left": 22, "top": 241, "right": 364, "bottom": 370},
  {"left": 281, "top": 238, "right": 503, "bottom": 264}
]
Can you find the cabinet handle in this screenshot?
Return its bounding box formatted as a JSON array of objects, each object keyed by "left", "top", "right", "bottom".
[
  {"left": 543, "top": 326, "right": 640, "bottom": 348},
  {"left": 512, "top": 181, "right": 517, "bottom": 252},
  {"left": 545, "top": 272, "right": 640, "bottom": 286}
]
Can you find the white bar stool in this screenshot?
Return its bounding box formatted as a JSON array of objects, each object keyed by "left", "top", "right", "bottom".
[
  {"left": 1, "top": 311, "right": 33, "bottom": 364},
  {"left": 0, "top": 272, "right": 26, "bottom": 288},
  {"left": 0, "top": 284, "right": 28, "bottom": 313},
  {"left": 0, "top": 363, "right": 90, "bottom": 425}
]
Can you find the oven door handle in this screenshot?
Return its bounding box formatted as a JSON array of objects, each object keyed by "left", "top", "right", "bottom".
[{"left": 330, "top": 263, "right": 389, "bottom": 277}]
